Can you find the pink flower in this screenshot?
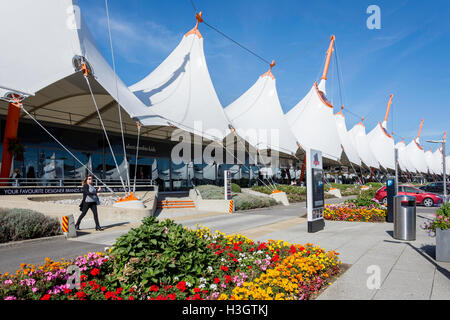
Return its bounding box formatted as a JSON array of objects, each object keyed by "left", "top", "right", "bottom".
[{"left": 5, "top": 296, "right": 17, "bottom": 300}]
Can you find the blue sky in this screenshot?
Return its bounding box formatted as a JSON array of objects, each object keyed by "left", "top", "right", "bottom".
[{"left": 78, "top": 0, "right": 450, "bottom": 150}]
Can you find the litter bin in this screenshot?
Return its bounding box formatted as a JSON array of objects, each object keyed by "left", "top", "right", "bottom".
[{"left": 393, "top": 195, "right": 416, "bottom": 241}]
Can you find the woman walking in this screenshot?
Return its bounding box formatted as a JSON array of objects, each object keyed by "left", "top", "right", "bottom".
[{"left": 75, "top": 175, "right": 104, "bottom": 231}]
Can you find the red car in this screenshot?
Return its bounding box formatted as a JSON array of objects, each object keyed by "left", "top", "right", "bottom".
[{"left": 375, "top": 185, "right": 443, "bottom": 207}]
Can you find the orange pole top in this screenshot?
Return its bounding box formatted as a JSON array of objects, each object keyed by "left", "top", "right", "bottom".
[
  {"left": 185, "top": 11, "right": 204, "bottom": 38},
  {"left": 443, "top": 131, "right": 447, "bottom": 140},
  {"left": 417, "top": 119, "right": 424, "bottom": 139},
  {"left": 384, "top": 94, "right": 393, "bottom": 123},
  {"left": 321, "top": 35, "right": 336, "bottom": 80}
]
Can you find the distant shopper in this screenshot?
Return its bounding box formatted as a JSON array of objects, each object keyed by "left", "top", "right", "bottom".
[
  {"left": 27, "top": 166, "right": 36, "bottom": 186},
  {"left": 75, "top": 175, "right": 104, "bottom": 231},
  {"left": 10, "top": 168, "right": 21, "bottom": 186}
]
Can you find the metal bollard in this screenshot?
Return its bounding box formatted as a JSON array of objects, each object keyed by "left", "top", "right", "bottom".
[{"left": 62, "top": 215, "right": 77, "bottom": 238}]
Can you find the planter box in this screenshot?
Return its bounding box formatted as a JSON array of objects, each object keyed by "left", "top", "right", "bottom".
[{"left": 436, "top": 228, "right": 450, "bottom": 262}]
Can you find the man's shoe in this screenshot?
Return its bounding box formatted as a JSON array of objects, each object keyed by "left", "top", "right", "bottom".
[
  {"left": 95, "top": 227, "right": 104, "bottom": 231},
  {"left": 75, "top": 224, "right": 80, "bottom": 231}
]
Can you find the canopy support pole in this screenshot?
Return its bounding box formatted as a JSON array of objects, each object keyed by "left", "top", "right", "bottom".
[{"left": 0, "top": 99, "right": 22, "bottom": 185}]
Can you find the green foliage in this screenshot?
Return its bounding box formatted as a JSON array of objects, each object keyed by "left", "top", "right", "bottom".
[
  {"left": 231, "top": 183, "right": 241, "bottom": 193},
  {"left": 233, "top": 193, "right": 277, "bottom": 211},
  {"left": 196, "top": 185, "right": 224, "bottom": 200},
  {"left": 0, "top": 208, "right": 62, "bottom": 243},
  {"left": 196, "top": 185, "right": 277, "bottom": 211},
  {"left": 436, "top": 203, "right": 450, "bottom": 217},
  {"left": 108, "top": 217, "right": 218, "bottom": 294}
]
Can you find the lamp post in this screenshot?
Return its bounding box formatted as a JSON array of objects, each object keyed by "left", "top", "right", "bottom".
[{"left": 427, "top": 136, "right": 447, "bottom": 204}]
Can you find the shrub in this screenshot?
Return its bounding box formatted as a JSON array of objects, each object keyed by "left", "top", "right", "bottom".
[
  {"left": 107, "top": 217, "right": 219, "bottom": 297},
  {"left": 196, "top": 185, "right": 277, "bottom": 211},
  {"left": 233, "top": 193, "right": 277, "bottom": 211},
  {"left": 231, "top": 183, "right": 241, "bottom": 193},
  {"left": 0, "top": 209, "right": 62, "bottom": 243},
  {"left": 196, "top": 185, "right": 224, "bottom": 200}
]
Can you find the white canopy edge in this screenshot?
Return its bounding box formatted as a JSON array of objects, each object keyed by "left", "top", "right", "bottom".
[
  {"left": 348, "top": 123, "right": 380, "bottom": 169},
  {"left": 405, "top": 139, "right": 429, "bottom": 174},
  {"left": 286, "top": 79, "right": 342, "bottom": 161},
  {"left": 225, "top": 70, "right": 299, "bottom": 156},
  {"left": 367, "top": 122, "right": 395, "bottom": 170},
  {"left": 130, "top": 29, "right": 231, "bottom": 141},
  {"left": 334, "top": 112, "right": 361, "bottom": 166},
  {"left": 0, "top": 0, "right": 164, "bottom": 126}
]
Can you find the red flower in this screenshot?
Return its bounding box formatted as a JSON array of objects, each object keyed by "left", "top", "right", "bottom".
[
  {"left": 194, "top": 294, "right": 201, "bottom": 300},
  {"left": 214, "top": 277, "right": 220, "bottom": 284},
  {"left": 116, "top": 287, "right": 123, "bottom": 294},
  {"left": 271, "top": 254, "right": 279, "bottom": 263},
  {"left": 80, "top": 275, "right": 88, "bottom": 281},
  {"left": 64, "top": 289, "right": 72, "bottom": 294},
  {"left": 149, "top": 285, "right": 159, "bottom": 292},
  {"left": 128, "top": 296, "right": 135, "bottom": 300},
  {"left": 203, "top": 290, "right": 208, "bottom": 295},
  {"left": 220, "top": 266, "right": 229, "bottom": 272},
  {"left": 105, "top": 291, "right": 115, "bottom": 300},
  {"left": 101, "top": 286, "right": 107, "bottom": 292},
  {"left": 156, "top": 295, "right": 167, "bottom": 300},
  {"left": 168, "top": 293, "right": 176, "bottom": 300},
  {"left": 193, "top": 288, "right": 201, "bottom": 293},
  {"left": 76, "top": 291, "right": 87, "bottom": 300},
  {"left": 40, "top": 294, "right": 51, "bottom": 300},
  {"left": 289, "top": 245, "right": 297, "bottom": 254},
  {"left": 248, "top": 266, "right": 252, "bottom": 269},
  {"left": 129, "top": 287, "right": 135, "bottom": 293},
  {"left": 90, "top": 268, "right": 100, "bottom": 277},
  {"left": 176, "top": 281, "right": 186, "bottom": 292}
]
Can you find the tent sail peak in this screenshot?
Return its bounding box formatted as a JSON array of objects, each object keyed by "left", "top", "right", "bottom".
[
  {"left": 261, "top": 60, "right": 276, "bottom": 80},
  {"left": 185, "top": 11, "right": 204, "bottom": 39}
]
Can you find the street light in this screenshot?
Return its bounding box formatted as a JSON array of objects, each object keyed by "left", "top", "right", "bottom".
[{"left": 427, "top": 135, "right": 447, "bottom": 204}]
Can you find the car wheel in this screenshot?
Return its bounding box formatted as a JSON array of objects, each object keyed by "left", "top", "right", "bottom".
[
  {"left": 423, "top": 198, "right": 434, "bottom": 207},
  {"left": 382, "top": 197, "right": 387, "bottom": 206}
]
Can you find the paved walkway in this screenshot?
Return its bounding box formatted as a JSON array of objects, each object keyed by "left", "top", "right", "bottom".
[{"left": 249, "top": 207, "right": 450, "bottom": 300}]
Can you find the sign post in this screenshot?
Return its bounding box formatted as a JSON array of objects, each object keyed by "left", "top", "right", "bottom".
[
  {"left": 224, "top": 170, "right": 232, "bottom": 200},
  {"left": 386, "top": 177, "right": 397, "bottom": 223},
  {"left": 224, "top": 170, "right": 234, "bottom": 213},
  {"left": 306, "top": 148, "right": 325, "bottom": 233}
]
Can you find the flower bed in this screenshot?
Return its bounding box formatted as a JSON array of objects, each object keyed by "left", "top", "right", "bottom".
[
  {"left": 0, "top": 218, "right": 342, "bottom": 300},
  {"left": 324, "top": 204, "right": 386, "bottom": 222}
]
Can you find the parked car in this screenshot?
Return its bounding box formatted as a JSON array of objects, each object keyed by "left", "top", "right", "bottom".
[
  {"left": 419, "top": 182, "right": 450, "bottom": 195},
  {"left": 375, "top": 185, "right": 443, "bottom": 207}
]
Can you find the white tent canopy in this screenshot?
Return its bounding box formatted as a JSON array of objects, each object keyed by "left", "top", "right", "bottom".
[
  {"left": 431, "top": 149, "right": 443, "bottom": 175},
  {"left": 286, "top": 80, "right": 342, "bottom": 161},
  {"left": 367, "top": 123, "right": 395, "bottom": 170},
  {"left": 424, "top": 150, "right": 436, "bottom": 175},
  {"left": 286, "top": 35, "right": 342, "bottom": 161},
  {"left": 0, "top": 0, "right": 163, "bottom": 126},
  {"left": 405, "top": 139, "right": 428, "bottom": 174},
  {"left": 334, "top": 110, "right": 361, "bottom": 166},
  {"left": 225, "top": 65, "right": 299, "bottom": 156},
  {"left": 348, "top": 122, "right": 380, "bottom": 169},
  {"left": 367, "top": 95, "right": 395, "bottom": 170},
  {"left": 130, "top": 14, "right": 230, "bottom": 141}
]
